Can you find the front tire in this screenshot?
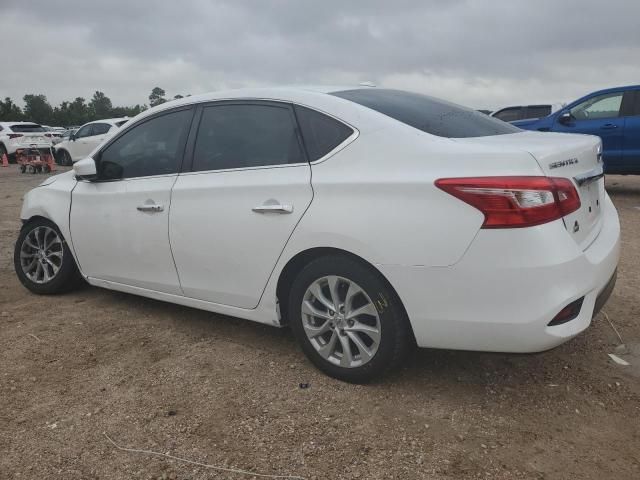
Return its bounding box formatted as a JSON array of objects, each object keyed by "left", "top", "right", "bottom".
[
  {"left": 14, "top": 218, "right": 82, "bottom": 294},
  {"left": 288, "top": 255, "right": 412, "bottom": 383}
]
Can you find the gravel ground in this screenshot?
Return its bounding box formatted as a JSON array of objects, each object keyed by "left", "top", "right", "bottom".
[{"left": 1, "top": 166, "right": 639, "bottom": 480}]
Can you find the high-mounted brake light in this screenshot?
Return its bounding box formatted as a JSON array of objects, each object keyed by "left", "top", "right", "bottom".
[{"left": 435, "top": 176, "right": 580, "bottom": 228}]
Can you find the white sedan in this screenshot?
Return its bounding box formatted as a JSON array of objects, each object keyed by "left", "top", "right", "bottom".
[
  {"left": 14, "top": 87, "right": 620, "bottom": 382},
  {"left": 54, "top": 117, "right": 129, "bottom": 165}
]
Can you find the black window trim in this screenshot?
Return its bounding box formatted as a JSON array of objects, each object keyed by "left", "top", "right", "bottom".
[
  {"left": 90, "top": 105, "right": 196, "bottom": 183},
  {"left": 182, "top": 99, "right": 309, "bottom": 175},
  {"left": 292, "top": 103, "right": 358, "bottom": 165}
]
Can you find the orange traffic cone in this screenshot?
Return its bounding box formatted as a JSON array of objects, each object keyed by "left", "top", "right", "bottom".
[
  {"left": 46, "top": 152, "right": 56, "bottom": 172},
  {"left": 1, "top": 154, "right": 8, "bottom": 167}
]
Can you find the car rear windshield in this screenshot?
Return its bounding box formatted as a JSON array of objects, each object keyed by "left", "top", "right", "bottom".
[
  {"left": 10, "top": 124, "right": 46, "bottom": 133},
  {"left": 331, "top": 89, "right": 520, "bottom": 138}
]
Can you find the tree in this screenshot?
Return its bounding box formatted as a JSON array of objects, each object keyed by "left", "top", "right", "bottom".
[
  {"left": 0, "top": 97, "right": 23, "bottom": 121},
  {"left": 23, "top": 94, "right": 54, "bottom": 124},
  {"left": 149, "top": 87, "right": 167, "bottom": 107},
  {"left": 89, "top": 91, "right": 113, "bottom": 120}
]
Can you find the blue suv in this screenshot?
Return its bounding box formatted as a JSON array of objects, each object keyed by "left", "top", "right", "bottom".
[{"left": 513, "top": 85, "right": 640, "bottom": 174}]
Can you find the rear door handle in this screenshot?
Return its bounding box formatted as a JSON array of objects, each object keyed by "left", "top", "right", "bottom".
[
  {"left": 601, "top": 123, "right": 618, "bottom": 129},
  {"left": 252, "top": 204, "right": 294, "bottom": 214},
  {"left": 137, "top": 204, "right": 164, "bottom": 213}
]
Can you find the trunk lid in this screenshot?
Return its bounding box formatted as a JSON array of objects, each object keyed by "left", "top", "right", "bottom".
[
  {"left": 453, "top": 131, "right": 605, "bottom": 250},
  {"left": 14, "top": 133, "right": 52, "bottom": 147}
]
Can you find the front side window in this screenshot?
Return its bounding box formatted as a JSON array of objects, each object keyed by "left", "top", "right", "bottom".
[
  {"left": 570, "top": 92, "right": 623, "bottom": 120},
  {"left": 75, "top": 124, "right": 93, "bottom": 138},
  {"left": 493, "top": 108, "right": 524, "bottom": 122},
  {"left": 294, "top": 105, "right": 354, "bottom": 161},
  {"left": 97, "top": 108, "right": 192, "bottom": 180},
  {"left": 332, "top": 89, "right": 520, "bottom": 138},
  {"left": 92, "top": 123, "right": 111, "bottom": 135},
  {"left": 192, "top": 103, "right": 304, "bottom": 172}
]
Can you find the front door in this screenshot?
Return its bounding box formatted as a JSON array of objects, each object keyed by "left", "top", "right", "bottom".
[
  {"left": 70, "top": 107, "right": 194, "bottom": 294},
  {"left": 169, "top": 102, "right": 313, "bottom": 309},
  {"left": 68, "top": 123, "right": 94, "bottom": 161},
  {"left": 553, "top": 91, "right": 625, "bottom": 170}
]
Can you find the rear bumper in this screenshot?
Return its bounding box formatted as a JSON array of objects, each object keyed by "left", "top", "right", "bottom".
[{"left": 379, "top": 193, "right": 620, "bottom": 353}]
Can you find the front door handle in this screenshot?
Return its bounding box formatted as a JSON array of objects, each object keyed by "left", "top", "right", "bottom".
[
  {"left": 137, "top": 204, "right": 164, "bottom": 213},
  {"left": 252, "top": 204, "right": 294, "bottom": 214},
  {"left": 601, "top": 123, "right": 618, "bottom": 129}
]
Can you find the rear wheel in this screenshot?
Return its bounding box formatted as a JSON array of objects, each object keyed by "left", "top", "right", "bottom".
[
  {"left": 14, "top": 218, "right": 83, "bottom": 294},
  {"left": 288, "top": 255, "right": 412, "bottom": 383},
  {"left": 56, "top": 150, "right": 72, "bottom": 166}
]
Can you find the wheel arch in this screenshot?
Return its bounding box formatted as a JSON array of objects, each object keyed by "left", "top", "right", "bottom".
[{"left": 275, "top": 247, "right": 413, "bottom": 338}]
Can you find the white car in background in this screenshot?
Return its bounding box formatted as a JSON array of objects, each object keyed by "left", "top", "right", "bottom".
[
  {"left": 14, "top": 87, "right": 619, "bottom": 382},
  {"left": 54, "top": 117, "right": 129, "bottom": 165},
  {"left": 0, "top": 122, "right": 53, "bottom": 162},
  {"left": 491, "top": 103, "right": 566, "bottom": 123}
]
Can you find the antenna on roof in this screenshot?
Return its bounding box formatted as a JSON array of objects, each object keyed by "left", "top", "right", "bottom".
[{"left": 358, "top": 81, "right": 376, "bottom": 87}]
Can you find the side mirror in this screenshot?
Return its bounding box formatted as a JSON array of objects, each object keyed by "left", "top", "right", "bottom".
[
  {"left": 559, "top": 112, "right": 572, "bottom": 125},
  {"left": 73, "top": 157, "right": 97, "bottom": 180}
]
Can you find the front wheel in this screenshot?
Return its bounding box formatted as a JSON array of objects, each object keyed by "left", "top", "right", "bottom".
[
  {"left": 14, "top": 218, "right": 83, "bottom": 294},
  {"left": 288, "top": 255, "right": 412, "bottom": 383}
]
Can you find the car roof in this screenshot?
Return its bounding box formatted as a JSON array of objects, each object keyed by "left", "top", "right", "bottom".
[
  {"left": 127, "top": 85, "right": 376, "bottom": 128},
  {"left": 0, "top": 121, "right": 43, "bottom": 126},
  {"left": 83, "top": 117, "right": 129, "bottom": 126}
]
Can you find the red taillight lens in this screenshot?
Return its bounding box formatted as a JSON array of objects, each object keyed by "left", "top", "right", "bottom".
[
  {"left": 8, "top": 133, "right": 23, "bottom": 139},
  {"left": 435, "top": 176, "right": 581, "bottom": 228}
]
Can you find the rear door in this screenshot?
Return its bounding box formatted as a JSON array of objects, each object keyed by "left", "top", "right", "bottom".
[
  {"left": 169, "top": 101, "right": 313, "bottom": 308},
  {"left": 552, "top": 91, "right": 625, "bottom": 169},
  {"left": 622, "top": 89, "right": 640, "bottom": 172}
]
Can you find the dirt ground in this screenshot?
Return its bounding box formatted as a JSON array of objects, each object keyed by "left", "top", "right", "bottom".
[{"left": 1, "top": 166, "right": 639, "bottom": 480}]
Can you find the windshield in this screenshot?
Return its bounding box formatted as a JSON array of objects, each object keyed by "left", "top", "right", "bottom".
[
  {"left": 10, "top": 124, "right": 46, "bottom": 133},
  {"left": 331, "top": 89, "right": 521, "bottom": 138}
]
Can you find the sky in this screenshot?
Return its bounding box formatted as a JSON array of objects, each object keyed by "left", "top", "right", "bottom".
[{"left": 1, "top": 0, "right": 640, "bottom": 111}]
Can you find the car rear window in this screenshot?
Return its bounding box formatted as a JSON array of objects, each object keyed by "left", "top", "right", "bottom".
[
  {"left": 331, "top": 89, "right": 520, "bottom": 138},
  {"left": 10, "top": 124, "right": 46, "bottom": 133}
]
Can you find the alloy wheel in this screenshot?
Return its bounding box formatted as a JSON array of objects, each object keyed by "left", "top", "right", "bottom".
[
  {"left": 301, "top": 275, "right": 381, "bottom": 368},
  {"left": 19, "top": 226, "right": 64, "bottom": 284}
]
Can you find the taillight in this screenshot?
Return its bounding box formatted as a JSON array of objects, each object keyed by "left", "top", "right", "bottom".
[
  {"left": 8, "top": 133, "right": 23, "bottom": 139},
  {"left": 44, "top": 133, "right": 52, "bottom": 137},
  {"left": 435, "top": 176, "right": 581, "bottom": 228}
]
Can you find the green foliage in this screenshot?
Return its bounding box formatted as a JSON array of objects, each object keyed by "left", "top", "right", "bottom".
[
  {"left": 0, "top": 88, "right": 178, "bottom": 127},
  {"left": 149, "top": 87, "right": 167, "bottom": 107}
]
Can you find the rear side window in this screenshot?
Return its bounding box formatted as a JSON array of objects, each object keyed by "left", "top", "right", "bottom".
[
  {"left": 294, "top": 105, "right": 353, "bottom": 161},
  {"left": 332, "top": 89, "right": 520, "bottom": 138},
  {"left": 10, "top": 124, "right": 46, "bottom": 133},
  {"left": 526, "top": 105, "right": 551, "bottom": 119},
  {"left": 98, "top": 108, "right": 192, "bottom": 180},
  {"left": 493, "top": 108, "right": 523, "bottom": 122},
  {"left": 192, "top": 103, "right": 304, "bottom": 172},
  {"left": 91, "top": 123, "right": 111, "bottom": 135}
]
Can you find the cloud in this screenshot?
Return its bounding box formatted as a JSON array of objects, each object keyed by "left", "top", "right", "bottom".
[{"left": 1, "top": 0, "right": 639, "bottom": 110}]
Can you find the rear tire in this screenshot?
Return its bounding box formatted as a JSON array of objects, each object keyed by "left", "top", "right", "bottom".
[
  {"left": 288, "top": 254, "right": 412, "bottom": 383},
  {"left": 56, "top": 150, "right": 72, "bottom": 166},
  {"left": 14, "top": 218, "right": 83, "bottom": 295}
]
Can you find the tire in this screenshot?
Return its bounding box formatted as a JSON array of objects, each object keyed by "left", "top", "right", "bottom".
[
  {"left": 0, "top": 144, "right": 6, "bottom": 163},
  {"left": 14, "top": 218, "right": 83, "bottom": 295},
  {"left": 19, "top": 164, "right": 26, "bottom": 174},
  {"left": 288, "top": 254, "right": 412, "bottom": 383},
  {"left": 56, "top": 150, "right": 71, "bottom": 166}
]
